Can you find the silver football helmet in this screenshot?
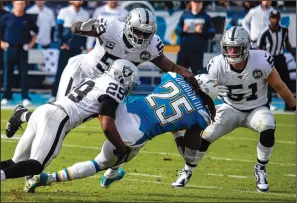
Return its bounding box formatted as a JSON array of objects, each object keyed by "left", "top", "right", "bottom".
[
  {"left": 106, "top": 59, "right": 141, "bottom": 95},
  {"left": 220, "top": 26, "right": 251, "bottom": 64},
  {"left": 123, "top": 8, "right": 156, "bottom": 49},
  {"left": 195, "top": 74, "right": 218, "bottom": 100}
]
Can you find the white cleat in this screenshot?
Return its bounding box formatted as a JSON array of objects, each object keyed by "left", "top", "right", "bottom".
[
  {"left": 254, "top": 164, "right": 269, "bottom": 192},
  {"left": 171, "top": 168, "right": 192, "bottom": 188}
]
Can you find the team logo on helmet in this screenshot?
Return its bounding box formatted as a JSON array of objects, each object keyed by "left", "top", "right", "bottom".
[
  {"left": 252, "top": 69, "right": 263, "bottom": 79},
  {"left": 140, "top": 51, "right": 151, "bottom": 60},
  {"left": 123, "top": 65, "right": 133, "bottom": 77}
]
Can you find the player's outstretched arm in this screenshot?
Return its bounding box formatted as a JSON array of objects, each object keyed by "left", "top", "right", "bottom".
[
  {"left": 152, "top": 54, "right": 200, "bottom": 93},
  {"left": 71, "top": 18, "right": 104, "bottom": 38},
  {"left": 266, "top": 67, "right": 296, "bottom": 110}
]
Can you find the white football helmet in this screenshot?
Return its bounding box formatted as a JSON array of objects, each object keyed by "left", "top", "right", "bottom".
[
  {"left": 124, "top": 8, "right": 156, "bottom": 49},
  {"left": 195, "top": 74, "right": 218, "bottom": 100},
  {"left": 220, "top": 26, "right": 251, "bottom": 64},
  {"left": 106, "top": 59, "right": 141, "bottom": 95}
]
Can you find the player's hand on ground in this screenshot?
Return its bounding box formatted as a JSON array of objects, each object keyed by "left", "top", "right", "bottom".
[
  {"left": 80, "top": 18, "right": 100, "bottom": 32},
  {"left": 218, "top": 85, "right": 229, "bottom": 97}
]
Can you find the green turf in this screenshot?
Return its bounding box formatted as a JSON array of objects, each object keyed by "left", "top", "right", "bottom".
[{"left": 1, "top": 110, "right": 296, "bottom": 202}]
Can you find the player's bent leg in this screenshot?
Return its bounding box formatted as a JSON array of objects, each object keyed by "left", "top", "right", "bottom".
[
  {"left": 28, "top": 140, "right": 140, "bottom": 192},
  {"left": 6, "top": 105, "right": 30, "bottom": 138},
  {"left": 11, "top": 112, "right": 37, "bottom": 164},
  {"left": 172, "top": 104, "right": 241, "bottom": 188},
  {"left": 244, "top": 106, "right": 276, "bottom": 193}
]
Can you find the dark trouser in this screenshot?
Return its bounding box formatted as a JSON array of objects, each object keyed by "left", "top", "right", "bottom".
[
  {"left": 51, "top": 48, "right": 81, "bottom": 97},
  {"left": 2, "top": 47, "right": 29, "bottom": 100},
  {"left": 176, "top": 51, "right": 204, "bottom": 75},
  {"left": 270, "top": 54, "right": 292, "bottom": 110}
]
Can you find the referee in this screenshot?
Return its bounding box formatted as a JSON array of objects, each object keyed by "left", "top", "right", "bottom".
[{"left": 257, "top": 10, "right": 296, "bottom": 111}]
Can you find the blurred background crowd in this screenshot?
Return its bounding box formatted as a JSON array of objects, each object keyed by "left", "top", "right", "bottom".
[{"left": 0, "top": 0, "right": 296, "bottom": 110}]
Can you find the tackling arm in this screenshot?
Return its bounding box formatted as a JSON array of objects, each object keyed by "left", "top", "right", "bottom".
[
  {"left": 71, "top": 18, "right": 103, "bottom": 38},
  {"left": 97, "top": 95, "right": 129, "bottom": 157},
  {"left": 266, "top": 67, "right": 296, "bottom": 109}
]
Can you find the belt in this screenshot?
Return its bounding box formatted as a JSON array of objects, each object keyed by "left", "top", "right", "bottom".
[
  {"left": 223, "top": 100, "right": 270, "bottom": 113},
  {"left": 51, "top": 103, "right": 67, "bottom": 114},
  {"left": 8, "top": 44, "right": 23, "bottom": 49}
]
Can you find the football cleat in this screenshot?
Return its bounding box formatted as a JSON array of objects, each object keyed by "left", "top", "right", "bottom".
[
  {"left": 6, "top": 105, "right": 28, "bottom": 138},
  {"left": 254, "top": 164, "right": 269, "bottom": 192},
  {"left": 24, "top": 172, "right": 50, "bottom": 193},
  {"left": 100, "top": 168, "right": 125, "bottom": 188},
  {"left": 171, "top": 168, "right": 192, "bottom": 188}
]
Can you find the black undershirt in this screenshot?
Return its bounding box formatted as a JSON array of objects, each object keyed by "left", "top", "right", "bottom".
[{"left": 98, "top": 94, "right": 119, "bottom": 119}]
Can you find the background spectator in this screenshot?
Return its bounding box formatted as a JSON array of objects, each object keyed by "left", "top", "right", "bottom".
[
  {"left": 175, "top": 0, "right": 215, "bottom": 75},
  {"left": 227, "top": 1, "right": 257, "bottom": 29},
  {"left": 49, "top": 1, "right": 89, "bottom": 102},
  {"left": 26, "top": 1, "right": 56, "bottom": 49},
  {"left": 257, "top": 10, "right": 296, "bottom": 111},
  {"left": 1, "top": 0, "right": 38, "bottom": 107},
  {"left": 242, "top": 0, "right": 274, "bottom": 48},
  {"left": 86, "top": 0, "right": 128, "bottom": 53}
]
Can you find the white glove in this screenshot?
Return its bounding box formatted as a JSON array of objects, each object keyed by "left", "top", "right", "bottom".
[
  {"left": 218, "top": 85, "right": 229, "bottom": 98},
  {"left": 80, "top": 18, "right": 100, "bottom": 32}
]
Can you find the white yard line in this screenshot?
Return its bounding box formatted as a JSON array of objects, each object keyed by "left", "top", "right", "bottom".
[
  {"left": 207, "top": 173, "right": 248, "bottom": 179},
  {"left": 284, "top": 174, "right": 296, "bottom": 177},
  {"left": 122, "top": 178, "right": 296, "bottom": 198},
  {"left": 1, "top": 135, "right": 295, "bottom": 167}
]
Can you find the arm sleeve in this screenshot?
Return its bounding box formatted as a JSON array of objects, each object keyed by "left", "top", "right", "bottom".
[
  {"left": 55, "top": 9, "right": 65, "bottom": 44},
  {"left": 242, "top": 10, "right": 252, "bottom": 34},
  {"left": 262, "top": 51, "right": 274, "bottom": 78},
  {"left": 98, "top": 94, "right": 119, "bottom": 119},
  {"left": 206, "top": 57, "right": 219, "bottom": 80},
  {"left": 257, "top": 31, "right": 266, "bottom": 49}
]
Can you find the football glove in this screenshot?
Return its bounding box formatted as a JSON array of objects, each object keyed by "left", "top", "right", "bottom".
[
  {"left": 218, "top": 85, "right": 229, "bottom": 97},
  {"left": 113, "top": 147, "right": 132, "bottom": 166},
  {"left": 80, "top": 18, "right": 100, "bottom": 32}
]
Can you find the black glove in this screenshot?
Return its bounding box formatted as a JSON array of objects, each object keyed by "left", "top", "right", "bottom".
[
  {"left": 113, "top": 147, "right": 132, "bottom": 166},
  {"left": 291, "top": 106, "right": 296, "bottom": 112}
]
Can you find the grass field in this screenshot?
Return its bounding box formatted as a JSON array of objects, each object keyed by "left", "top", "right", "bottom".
[{"left": 1, "top": 109, "right": 296, "bottom": 202}]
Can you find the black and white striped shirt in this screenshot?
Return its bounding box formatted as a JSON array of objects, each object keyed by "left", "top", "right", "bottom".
[{"left": 257, "top": 26, "right": 289, "bottom": 56}]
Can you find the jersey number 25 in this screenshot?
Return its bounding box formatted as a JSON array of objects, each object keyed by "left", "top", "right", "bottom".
[{"left": 145, "top": 82, "right": 194, "bottom": 125}]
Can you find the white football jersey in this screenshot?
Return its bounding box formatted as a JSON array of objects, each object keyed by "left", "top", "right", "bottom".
[
  {"left": 82, "top": 18, "right": 164, "bottom": 76},
  {"left": 207, "top": 50, "right": 274, "bottom": 110},
  {"left": 54, "top": 75, "right": 124, "bottom": 129}
]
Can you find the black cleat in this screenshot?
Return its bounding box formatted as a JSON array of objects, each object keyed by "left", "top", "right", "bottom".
[{"left": 6, "top": 105, "right": 28, "bottom": 138}]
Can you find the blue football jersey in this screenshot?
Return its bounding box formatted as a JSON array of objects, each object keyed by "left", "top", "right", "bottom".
[{"left": 126, "top": 72, "right": 211, "bottom": 139}]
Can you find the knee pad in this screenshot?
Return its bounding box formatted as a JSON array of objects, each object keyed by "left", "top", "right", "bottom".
[
  {"left": 260, "top": 129, "right": 275, "bottom": 148},
  {"left": 28, "top": 159, "right": 44, "bottom": 175},
  {"left": 200, "top": 138, "right": 211, "bottom": 152}
]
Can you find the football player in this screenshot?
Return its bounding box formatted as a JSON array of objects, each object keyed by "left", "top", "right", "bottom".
[
  {"left": 5, "top": 8, "right": 200, "bottom": 138},
  {"left": 1, "top": 59, "right": 140, "bottom": 182},
  {"left": 23, "top": 73, "right": 218, "bottom": 192},
  {"left": 171, "top": 26, "right": 296, "bottom": 192}
]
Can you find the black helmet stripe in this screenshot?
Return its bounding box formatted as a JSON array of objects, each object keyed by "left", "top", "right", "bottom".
[
  {"left": 231, "top": 26, "right": 238, "bottom": 41},
  {"left": 145, "top": 9, "right": 149, "bottom": 24}
]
